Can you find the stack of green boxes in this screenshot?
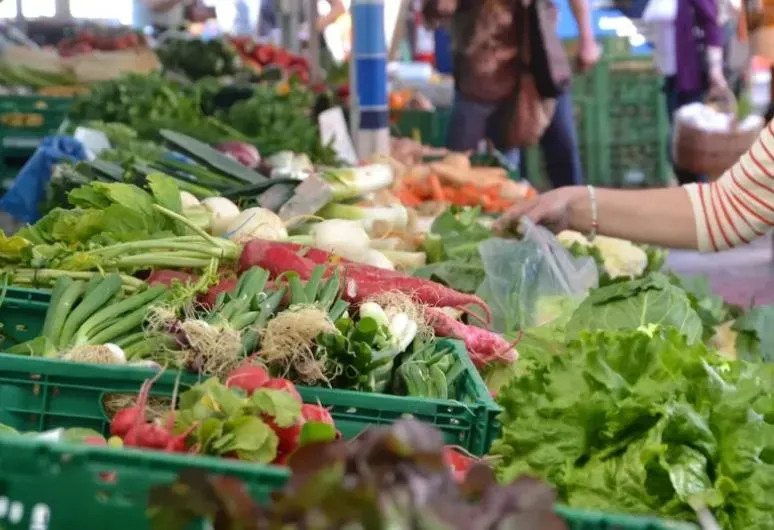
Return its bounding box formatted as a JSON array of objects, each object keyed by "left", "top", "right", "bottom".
[{"left": 525, "top": 38, "right": 670, "bottom": 188}]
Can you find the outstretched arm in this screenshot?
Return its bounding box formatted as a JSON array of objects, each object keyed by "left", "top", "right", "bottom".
[
  {"left": 568, "top": 0, "right": 601, "bottom": 71},
  {"left": 497, "top": 122, "right": 774, "bottom": 251},
  {"left": 316, "top": 0, "right": 347, "bottom": 31},
  {"left": 554, "top": 186, "right": 699, "bottom": 249}
]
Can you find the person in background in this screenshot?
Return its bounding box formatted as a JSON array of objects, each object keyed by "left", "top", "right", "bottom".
[
  {"left": 494, "top": 117, "right": 774, "bottom": 252},
  {"left": 650, "top": 0, "right": 728, "bottom": 185},
  {"left": 524, "top": 0, "right": 600, "bottom": 188},
  {"left": 423, "top": 0, "right": 599, "bottom": 182},
  {"left": 258, "top": 0, "right": 345, "bottom": 41},
  {"left": 135, "top": 0, "right": 187, "bottom": 33}
]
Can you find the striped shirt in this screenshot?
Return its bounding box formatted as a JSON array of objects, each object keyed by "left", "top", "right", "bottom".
[{"left": 684, "top": 120, "right": 774, "bottom": 251}]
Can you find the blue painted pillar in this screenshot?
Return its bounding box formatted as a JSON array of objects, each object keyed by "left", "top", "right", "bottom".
[{"left": 351, "top": 0, "right": 389, "bottom": 158}]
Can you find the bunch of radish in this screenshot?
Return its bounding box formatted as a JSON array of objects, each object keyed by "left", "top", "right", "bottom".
[
  {"left": 108, "top": 372, "right": 197, "bottom": 453},
  {"left": 225, "top": 363, "right": 339, "bottom": 464}
]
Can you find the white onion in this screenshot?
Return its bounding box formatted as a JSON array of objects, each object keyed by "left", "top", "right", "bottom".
[
  {"left": 201, "top": 197, "right": 241, "bottom": 236},
  {"left": 225, "top": 207, "right": 288, "bottom": 242}
]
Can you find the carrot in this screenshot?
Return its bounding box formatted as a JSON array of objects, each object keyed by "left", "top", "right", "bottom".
[
  {"left": 425, "top": 307, "right": 516, "bottom": 368},
  {"left": 428, "top": 173, "right": 445, "bottom": 202},
  {"left": 430, "top": 162, "right": 473, "bottom": 186}
]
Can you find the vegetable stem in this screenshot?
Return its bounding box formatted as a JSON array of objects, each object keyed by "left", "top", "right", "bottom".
[{"left": 154, "top": 204, "right": 225, "bottom": 248}]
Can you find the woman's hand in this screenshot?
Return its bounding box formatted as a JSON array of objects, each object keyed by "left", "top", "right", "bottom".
[{"left": 493, "top": 186, "right": 586, "bottom": 236}]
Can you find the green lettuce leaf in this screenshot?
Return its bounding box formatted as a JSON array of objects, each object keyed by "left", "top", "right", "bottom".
[
  {"left": 492, "top": 327, "right": 774, "bottom": 527},
  {"left": 732, "top": 304, "right": 774, "bottom": 362}
]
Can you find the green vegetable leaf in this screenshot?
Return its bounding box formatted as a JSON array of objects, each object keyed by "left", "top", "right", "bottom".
[
  {"left": 566, "top": 273, "right": 703, "bottom": 344},
  {"left": 299, "top": 422, "right": 338, "bottom": 446},
  {"left": 61, "top": 428, "right": 104, "bottom": 445},
  {"left": 0, "top": 232, "right": 31, "bottom": 262},
  {"left": 221, "top": 416, "right": 277, "bottom": 463},
  {"left": 147, "top": 172, "right": 183, "bottom": 214},
  {"left": 195, "top": 417, "right": 225, "bottom": 452},
  {"left": 493, "top": 326, "right": 774, "bottom": 526},
  {"left": 732, "top": 304, "right": 774, "bottom": 362},
  {"left": 251, "top": 389, "right": 302, "bottom": 428},
  {"left": 0, "top": 424, "right": 19, "bottom": 436}
]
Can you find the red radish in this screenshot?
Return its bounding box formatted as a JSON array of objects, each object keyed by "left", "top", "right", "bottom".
[
  {"left": 264, "top": 378, "right": 302, "bottom": 402},
  {"left": 425, "top": 308, "right": 517, "bottom": 368},
  {"left": 147, "top": 270, "right": 198, "bottom": 288},
  {"left": 238, "top": 240, "right": 492, "bottom": 322},
  {"left": 265, "top": 417, "right": 304, "bottom": 454},
  {"left": 225, "top": 364, "right": 271, "bottom": 396},
  {"left": 301, "top": 403, "right": 334, "bottom": 425},
  {"left": 272, "top": 452, "right": 290, "bottom": 466},
  {"left": 109, "top": 370, "right": 165, "bottom": 438},
  {"left": 83, "top": 436, "right": 108, "bottom": 447},
  {"left": 198, "top": 276, "right": 238, "bottom": 308},
  {"left": 215, "top": 142, "right": 261, "bottom": 169},
  {"left": 126, "top": 422, "right": 170, "bottom": 449},
  {"left": 239, "top": 241, "right": 317, "bottom": 279},
  {"left": 165, "top": 423, "right": 199, "bottom": 453}
]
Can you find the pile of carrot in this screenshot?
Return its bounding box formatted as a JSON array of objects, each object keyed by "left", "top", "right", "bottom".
[{"left": 395, "top": 173, "right": 527, "bottom": 214}]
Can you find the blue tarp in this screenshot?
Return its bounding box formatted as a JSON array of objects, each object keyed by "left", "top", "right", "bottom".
[{"left": 0, "top": 136, "right": 87, "bottom": 224}]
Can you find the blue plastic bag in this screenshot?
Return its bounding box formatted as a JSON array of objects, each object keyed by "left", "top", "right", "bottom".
[{"left": 0, "top": 136, "right": 87, "bottom": 224}]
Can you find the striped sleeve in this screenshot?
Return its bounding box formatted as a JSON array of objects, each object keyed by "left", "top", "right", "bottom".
[{"left": 683, "top": 121, "right": 774, "bottom": 252}]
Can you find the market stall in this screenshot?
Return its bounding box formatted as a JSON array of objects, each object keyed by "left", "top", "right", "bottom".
[{"left": 0, "top": 8, "right": 769, "bottom": 530}]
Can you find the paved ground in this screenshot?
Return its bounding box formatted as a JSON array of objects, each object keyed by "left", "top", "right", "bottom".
[{"left": 667, "top": 234, "right": 774, "bottom": 307}]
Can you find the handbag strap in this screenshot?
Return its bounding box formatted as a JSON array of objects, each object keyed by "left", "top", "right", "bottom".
[{"left": 511, "top": 0, "right": 531, "bottom": 96}]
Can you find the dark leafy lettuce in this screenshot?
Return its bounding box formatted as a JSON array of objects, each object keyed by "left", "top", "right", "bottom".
[
  {"left": 149, "top": 419, "right": 568, "bottom": 530},
  {"left": 492, "top": 327, "right": 774, "bottom": 529},
  {"left": 565, "top": 273, "right": 703, "bottom": 344}
]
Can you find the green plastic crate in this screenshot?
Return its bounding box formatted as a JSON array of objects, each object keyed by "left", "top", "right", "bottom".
[
  {"left": 0, "top": 434, "right": 288, "bottom": 530},
  {"left": 0, "top": 287, "right": 501, "bottom": 455},
  {"left": 392, "top": 108, "right": 451, "bottom": 148},
  {"left": 0, "top": 95, "right": 72, "bottom": 155},
  {"left": 556, "top": 506, "right": 697, "bottom": 530},
  {"left": 0, "top": 435, "right": 697, "bottom": 530}
]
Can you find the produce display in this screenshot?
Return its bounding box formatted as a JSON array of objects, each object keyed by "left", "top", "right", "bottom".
[
  {"left": 1, "top": 33, "right": 773, "bottom": 530},
  {"left": 57, "top": 27, "right": 147, "bottom": 56}
]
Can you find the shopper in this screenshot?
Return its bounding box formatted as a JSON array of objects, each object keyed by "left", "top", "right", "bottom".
[
  {"left": 134, "top": 0, "right": 186, "bottom": 33},
  {"left": 647, "top": 0, "right": 728, "bottom": 185},
  {"left": 522, "top": 0, "right": 599, "bottom": 188},
  {"left": 424, "top": 0, "right": 599, "bottom": 177},
  {"left": 494, "top": 121, "right": 774, "bottom": 252}
]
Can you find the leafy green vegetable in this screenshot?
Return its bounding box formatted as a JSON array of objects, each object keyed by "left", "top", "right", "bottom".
[
  {"left": 566, "top": 273, "right": 703, "bottom": 344},
  {"left": 316, "top": 316, "right": 394, "bottom": 393},
  {"left": 175, "top": 377, "right": 297, "bottom": 464},
  {"left": 493, "top": 326, "right": 774, "bottom": 528},
  {"left": 414, "top": 207, "right": 491, "bottom": 294},
  {"left": 732, "top": 303, "right": 774, "bottom": 362}
]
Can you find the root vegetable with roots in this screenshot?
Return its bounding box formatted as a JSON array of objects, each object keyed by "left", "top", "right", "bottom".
[
  {"left": 258, "top": 305, "right": 336, "bottom": 385},
  {"left": 147, "top": 306, "right": 243, "bottom": 378}
]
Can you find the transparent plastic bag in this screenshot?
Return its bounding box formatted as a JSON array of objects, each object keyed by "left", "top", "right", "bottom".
[{"left": 476, "top": 218, "right": 598, "bottom": 333}]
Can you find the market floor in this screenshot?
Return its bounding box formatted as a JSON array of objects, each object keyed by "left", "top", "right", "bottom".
[{"left": 667, "top": 234, "right": 774, "bottom": 307}]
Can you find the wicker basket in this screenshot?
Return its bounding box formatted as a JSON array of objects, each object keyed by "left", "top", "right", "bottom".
[{"left": 672, "top": 94, "right": 762, "bottom": 179}]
